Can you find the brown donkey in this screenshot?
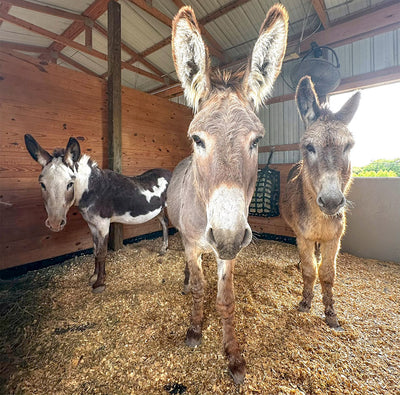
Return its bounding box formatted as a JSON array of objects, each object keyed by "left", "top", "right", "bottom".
[
  {"left": 282, "top": 76, "right": 360, "bottom": 329},
  {"left": 167, "top": 5, "right": 288, "bottom": 383}
]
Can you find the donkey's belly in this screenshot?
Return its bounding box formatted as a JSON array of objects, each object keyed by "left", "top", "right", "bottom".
[{"left": 111, "top": 207, "right": 162, "bottom": 225}]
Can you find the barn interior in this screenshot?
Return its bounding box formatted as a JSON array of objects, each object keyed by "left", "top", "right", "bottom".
[{"left": 0, "top": 0, "right": 399, "bottom": 393}]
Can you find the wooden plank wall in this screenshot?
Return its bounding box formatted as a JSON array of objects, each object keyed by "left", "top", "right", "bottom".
[
  {"left": 249, "top": 163, "right": 296, "bottom": 238},
  {"left": 0, "top": 50, "right": 192, "bottom": 270}
]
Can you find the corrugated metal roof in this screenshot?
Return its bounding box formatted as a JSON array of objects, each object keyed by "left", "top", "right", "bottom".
[{"left": 0, "top": 0, "right": 397, "bottom": 92}]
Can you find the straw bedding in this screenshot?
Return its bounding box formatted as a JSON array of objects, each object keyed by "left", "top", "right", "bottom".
[{"left": 1, "top": 234, "right": 399, "bottom": 394}]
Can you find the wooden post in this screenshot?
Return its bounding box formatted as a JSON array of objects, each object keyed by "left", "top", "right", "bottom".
[{"left": 107, "top": 0, "right": 123, "bottom": 251}]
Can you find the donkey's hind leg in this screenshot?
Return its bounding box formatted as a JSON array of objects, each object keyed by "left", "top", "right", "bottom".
[
  {"left": 157, "top": 211, "right": 168, "bottom": 255},
  {"left": 319, "top": 239, "right": 341, "bottom": 328},
  {"left": 183, "top": 239, "right": 205, "bottom": 347},
  {"left": 297, "top": 237, "right": 318, "bottom": 312}
]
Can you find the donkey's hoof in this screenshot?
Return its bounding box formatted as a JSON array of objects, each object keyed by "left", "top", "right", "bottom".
[
  {"left": 228, "top": 356, "right": 246, "bottom": 384},
  {"left": 92, "top": 284, "right": 106, "bottom": 294},
  {"left": 298, "top": 301, "right": 311, "bottom": 313},
  {"left": 325, "top": 314, "right": 340, "bottom": 329},
  {"left": 182, "top": 283, "right": 190, "bottom": 295},
  {"left": 185, "top": 327, "right": 202, "bottom": 347},
  {"left": 88, "top": 274, "right": 98, "bottom": 285},
  {"left": 158, "top": 248, "right": 167, "bottom": 256}
]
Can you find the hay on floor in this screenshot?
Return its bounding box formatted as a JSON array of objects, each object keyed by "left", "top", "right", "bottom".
[{"left": 0, "top": 234, "right": 399, "bottom": 394}]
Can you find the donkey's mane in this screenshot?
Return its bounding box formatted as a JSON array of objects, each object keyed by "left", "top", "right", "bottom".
[
  {"left": 52, "top": 148, "right": 66, "bottom": 158},
  {"left": 210, "top": 68, "right": 246, "bottom": 93},
  {"left": 51, "top": 148, "right": 97, "bottom": 168}
]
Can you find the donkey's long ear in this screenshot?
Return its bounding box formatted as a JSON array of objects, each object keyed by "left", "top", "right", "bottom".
[
  {"left": 64, "top": 137, "right": 81, "bottom": 167},
  {"left": 244, "top": 4, "right": 288, "bottom": 110},
  {"left": 335, "top": 91, "right": 361, "bottom": 125},
  {"left": 296, "top": 76, "right": 321, "bottom": 127},
  {"left": 24, "top": 134, "right": 52, "bottom": 167},
  {"left": 172, "top": 6, "right": 210, "bottom": 112}
]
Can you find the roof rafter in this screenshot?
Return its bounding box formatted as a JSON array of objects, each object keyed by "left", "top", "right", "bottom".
[
  {"left": 311, "top": 0, "right": 330, "bottom": 29},
  {"left": 0, "top": 11, "right": 164, "bottom": 82},
  {"left": 0, "top": 2, "right": 11, "bottom": 27},
  {"left": 58, "top": 53, "right": 100, "bottom": 78},
  {"left": 300, "top": 2, "right": 400, "bottom": 52},
  {"left": 1, "top": 0, "right": 88, "bottom": 22},
  {"left": 0, "top": 40, "right": 50, "bottom": 52},
  {"left": 125, "top": 0, "right": 224, "bottom": 61}
]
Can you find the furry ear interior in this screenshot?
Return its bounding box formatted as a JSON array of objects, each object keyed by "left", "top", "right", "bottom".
[
  {"left": 295, "top": 76, "right": 322, "bottom": 127},
  {"left": 64, "top": 137, "right": 81, "bottom": 167},
  {"left": 24, "top": 134, "right": 52, "bottom": 167},
  {"left": 335, "top": 91, "right": 361, "bottom": 125},
  {"left": 172, "top": 6, "right": 210, "bottom": 112},
  {"left": 245, "top": 4, "right": 289, "bottom": 111}
]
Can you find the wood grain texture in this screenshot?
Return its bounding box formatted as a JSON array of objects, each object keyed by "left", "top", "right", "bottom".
[{"left": 0, "top": 50, "right": 192, "bottom": 270}]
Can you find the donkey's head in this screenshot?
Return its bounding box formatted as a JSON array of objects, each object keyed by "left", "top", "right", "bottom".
[
  {"left": 172, "top": 5, "right": 288, "bottom": 259},
  {"left": 296, "top": 76, "right": 361, "bottom": 216},
  {"left": 24, "top": 134, "right": 81, "bottom": 232}
]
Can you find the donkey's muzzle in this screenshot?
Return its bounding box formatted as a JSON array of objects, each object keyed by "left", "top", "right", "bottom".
[
  {"left": 45, "top": 218, "right": 66, "bottom": 232},
  {"left": 207, "top": 226, "right": 252, "bottom": 260},
  {"left": 317, "top": 191, "right": 345, "bottom": 216}
]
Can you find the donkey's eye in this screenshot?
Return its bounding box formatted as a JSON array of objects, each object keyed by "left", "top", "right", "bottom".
[
  {"left": 67, "top": 182, "right": 74, "bottom": 190},
  {"left": 40, "top": 182, "right": 46, "bottom": 191},
  {"left": 344, "top": 143, "right": 352, "bottom": 153},
  {"left": 306, "top": 144, "right": 316, "bottom": 153},
  {"left": 192, "top": 134, "right": 205, "bottom": 149},
  {"left": 250, "top": 137, "right": 262, "bottom": 150}
]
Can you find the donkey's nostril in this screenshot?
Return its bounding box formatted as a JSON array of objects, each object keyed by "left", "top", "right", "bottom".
[
  {"left": 317, "top": 196, "right": 325, "bottom": 207},
  {"left": 45, "top": 219, "right": 51, "bottom": 229},
  {"left": 241, "top": 227, "right": 252, "bottom": 248},
  {"left": 60, "top": 219, "right": 66, "bottom": 227},
  {"left": 207, "top": 228, "right": 216, "bottom": 245}
]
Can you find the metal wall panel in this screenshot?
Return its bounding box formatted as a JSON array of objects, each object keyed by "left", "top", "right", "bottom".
[{"left": 260, "top": 29, "right": 400, "bottom": 165}]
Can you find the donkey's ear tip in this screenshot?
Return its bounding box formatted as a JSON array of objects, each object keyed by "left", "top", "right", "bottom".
[
  {"left": 265, "top": 3, "right": 289, "bottom": 26},
  {"left": 174, "top": 5, "right": 196, "bottom": 23}
]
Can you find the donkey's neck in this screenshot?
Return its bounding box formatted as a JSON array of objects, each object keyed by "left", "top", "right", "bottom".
[{"left": 73, "top": 154, "right": 97, "bottom": 205}]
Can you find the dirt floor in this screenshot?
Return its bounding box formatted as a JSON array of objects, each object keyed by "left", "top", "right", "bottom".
[{"left": 0, "top": 234, "right": 399, "bottom": 394}]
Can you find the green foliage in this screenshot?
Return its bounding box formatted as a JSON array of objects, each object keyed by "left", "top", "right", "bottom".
[{"left": 353, "top": 158, "right": 400, "bottom": 177}]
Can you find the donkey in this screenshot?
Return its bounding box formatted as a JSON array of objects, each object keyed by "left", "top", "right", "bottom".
[
  {"left": 282, "top": 76, "right": 361, "bottom": 329},
  {"left": 24, "top": 134, "right": 171, "bottom": 293},
  {"left": 167, "top": 5, "right": 288, "bottom": 383}
]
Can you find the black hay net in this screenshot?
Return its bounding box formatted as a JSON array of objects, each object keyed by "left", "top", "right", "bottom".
[{"left": 249, "top": 151, "right": 280, "bottom": 218}]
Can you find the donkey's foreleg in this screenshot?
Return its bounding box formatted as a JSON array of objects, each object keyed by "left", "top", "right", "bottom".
[
  {"left": 297, "top": 237, "right": 318, "bottom": 312},
  {"left": 216, "top": 258, "right": 245, "bottom": 384},
  {"left": 319, "top": 239, "right": 341, "bottom": 328},
  {"left": 183, "top": 243, "right": 204, "bottom": 347},
  {"left": 87, "top": 220, "right": 110, "bottom": 294},
  {"left": 157, "top": 211, "right": 168, "bottom": 255}
]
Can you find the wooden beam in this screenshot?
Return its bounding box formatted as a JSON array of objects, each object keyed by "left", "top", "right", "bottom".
[
  {"left": 93, "top": 22, "right": 169, "bottom": 79},
  {"left": 300, "top": 3, "right": 400, "bottom": 52},
  {"left": 126, "top": 0, "right": 224, "bottom": 60},
  {"left": 58, "top": 53, "right": 100, "bottom": 78},
  {"left": 0, "top": 12, "right": 165, "bottom": 83},
  {"left": 1, "top": 0, "right": 88, "bottom": 22},
  {"left": 107, "top": 0, "right": 123, "bottom": 251},
  {"left": 45, "top": 0, "right": 109, "bottom": 55},
  {"left": 126, "top": 0, "right": 172, "bottom": 27},
  {"left": 198, "top": 0, "right": 252, "bottom": 25},
  {"left": 0, "top": 11, "right": 108, "bottom": 59},
  {"left": 0, "top": 2, "right": 11, "bottom": 27},
  {"left": 259, "top": 144, "right": 299, "bottom": 153},
  {"left": 333, "top": 65, "right": 400, "bottom": 93},
  {"left": 136, "top": 0, "right": 253, "bottom": 62},
  {"left": 84, "top": 22, "right": 93, "bottom": 48},
  {"left": 311, "top": 0, "right": 330, "bottom": 29},
  {"left": 0, "top": 40, "right": 50, "bottom": 53}
]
